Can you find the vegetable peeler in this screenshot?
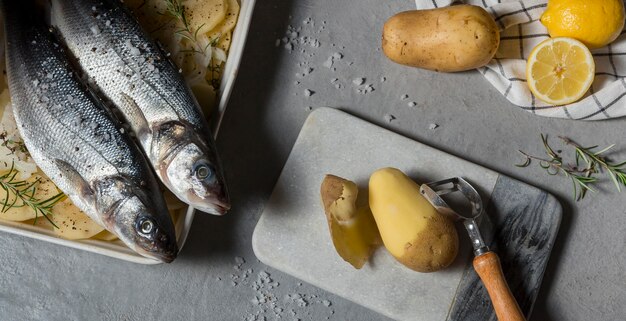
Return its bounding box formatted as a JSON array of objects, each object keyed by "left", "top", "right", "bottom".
[{"left": 420, "top": 177, "right": 525, "bottom": 321}]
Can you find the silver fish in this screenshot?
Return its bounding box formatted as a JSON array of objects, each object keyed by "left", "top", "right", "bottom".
[
  {"left": 51, "top": 0, "right": 230, "bottom": 215},
  {"left": 2, "top": 1, "right": 178, "bottom": 262}
]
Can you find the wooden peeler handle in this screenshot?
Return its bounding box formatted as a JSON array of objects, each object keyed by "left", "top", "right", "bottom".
[{"left": 473, "top": 251, "right": 526, "bottom": 321}]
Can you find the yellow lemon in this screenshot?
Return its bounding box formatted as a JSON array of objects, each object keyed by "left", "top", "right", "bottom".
[
  {"left": 526, "top": 37, "right": 595, "bottom": 105},
  {"left": 541, "top": 0, "right": 625, "bottom": 49}
]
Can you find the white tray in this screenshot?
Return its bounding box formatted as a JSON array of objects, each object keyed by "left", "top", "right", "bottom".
[{"left": 0, "top": 0, "right": 255, "bottom": 264}]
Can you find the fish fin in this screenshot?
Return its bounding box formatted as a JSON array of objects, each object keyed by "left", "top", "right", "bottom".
[
  {"left": 118, "top": 93, "right": 150, "bottom": 137},
  {"left": 51, "top": 159, "right": 95, "bottom": 203},
  {"left": 51, "top": 159, "right": 105, "bottom": 227}
]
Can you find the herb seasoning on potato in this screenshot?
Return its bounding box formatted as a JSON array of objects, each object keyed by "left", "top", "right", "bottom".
[{"left": 382, "top": 5, "right": 500, "bottom": 72}]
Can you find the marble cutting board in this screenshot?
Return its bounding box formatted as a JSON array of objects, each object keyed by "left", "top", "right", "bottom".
[{"left": 252, "top": 107, "right": 562, "bottom": 321}]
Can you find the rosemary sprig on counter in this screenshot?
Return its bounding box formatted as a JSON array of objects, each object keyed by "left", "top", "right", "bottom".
[
  {"left": 516, "top": 134, "right": 626, "bottom": 201},
  {"left": 0, "top": 163, "right": 65, "bottom": 228}
]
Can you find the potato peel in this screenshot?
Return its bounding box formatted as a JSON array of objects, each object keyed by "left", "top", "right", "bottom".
[{"left": 320, "top": 175, "right": 382, "bottom": 269}]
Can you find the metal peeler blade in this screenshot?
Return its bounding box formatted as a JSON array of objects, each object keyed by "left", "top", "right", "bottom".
[{"left": 420, "top": 177, "right": 525, "bottom": 321}]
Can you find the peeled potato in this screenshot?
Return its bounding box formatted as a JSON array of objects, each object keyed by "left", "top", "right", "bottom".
[
  {"left": 320, "top": 175, "right": 381, "bottom": 269},
  {"left": 369, "top": 168, "right": 458, "bottom": 272}
]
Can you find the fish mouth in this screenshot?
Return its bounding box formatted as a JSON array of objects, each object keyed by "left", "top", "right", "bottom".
[
  {"left": 154, "top": 251, "right": 177, "bottom": 264},
  {"left": 135, "top": 247, "right": 178, "bottom": 263},
  {"left": 192, "top": 200, "right": 231, "bottom": 216},
  {"left": 140, "top": 242, "right": 178, "bottom": 263}
]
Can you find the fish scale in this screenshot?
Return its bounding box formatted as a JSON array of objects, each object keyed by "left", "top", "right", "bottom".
[
  {"left": 54, "top": 4, "right": 203, "bottom": 145},
  {"left": 52, "top": 0, "right": 231, "bottom": 215},
  {"left": 2, "top": 1, "right": 178, "bottom": 262}
]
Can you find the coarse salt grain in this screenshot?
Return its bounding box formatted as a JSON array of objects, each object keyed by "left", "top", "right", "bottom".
[{"left": 323, "top": 57, "right": 333, "bottom": 68}]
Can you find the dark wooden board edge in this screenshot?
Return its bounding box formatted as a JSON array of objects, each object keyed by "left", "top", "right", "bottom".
[{"left": 447, "top": 175, "right": 563, "bottom": 321}]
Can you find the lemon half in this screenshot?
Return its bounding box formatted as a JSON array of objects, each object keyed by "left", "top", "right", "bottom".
[{"left": 526, "top": 37, "right": 595, "bottom": 106}]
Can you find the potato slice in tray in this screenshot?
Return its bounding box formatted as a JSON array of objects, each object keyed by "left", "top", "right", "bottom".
[
  {"left": 190, "top": 77, "right": 218, "bottom": 114},
  {"left": 186, "top": 0, "right": 228, "bottom": 34},
  {"left": 91, "top": 230, "right": 118, "bottom": 241},
  {"left": 34, "top": 199, "right": 105, "bottom": 240},
  {"left": 206, "top": 0, "right": 239, "bottom": 42},
  {"left": 217, "top": 31, "right": 232, "bottom": 52}
]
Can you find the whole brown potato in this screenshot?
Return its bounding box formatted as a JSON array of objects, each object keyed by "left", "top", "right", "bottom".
[{"left": 382, "top": 5, "right": 500, "bottom": 72}]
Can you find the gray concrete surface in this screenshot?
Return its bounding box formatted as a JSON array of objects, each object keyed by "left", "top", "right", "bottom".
[{"left": 1, "top": 0, "right": 625, "bottom": 320}]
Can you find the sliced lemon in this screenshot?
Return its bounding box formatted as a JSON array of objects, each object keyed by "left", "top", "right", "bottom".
[{"left": 526, "top": 37, "right": 595, "bottom": 106}]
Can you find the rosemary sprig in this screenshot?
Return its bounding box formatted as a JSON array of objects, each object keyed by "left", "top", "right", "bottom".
[
  {"left": 560, "top": 135, "right": 626, "bottom": 192},
  {"left": 162, "top": 0, "right": 223, "bottom": 88},
  {"left": 0, "top": 162, "right": 65, "bottom": 228},
  {"left": 517, "top": 134, "right": 626, "bottom": 201},
  {"left": 163, "top": 0, "right": 208, "bottom": 56}
]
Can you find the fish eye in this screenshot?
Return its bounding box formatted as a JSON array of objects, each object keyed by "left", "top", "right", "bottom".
[
  {"left": 136, "top": 217, "right": 155, "bottom": 235},
  {"left": 194, "top": 162, "right": 215, "bottom": 181}
]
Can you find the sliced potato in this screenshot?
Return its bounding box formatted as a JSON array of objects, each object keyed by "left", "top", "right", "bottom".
[
  {"left": 163, "top": 188, "right": 185, "bottom": 225},
  {"left": 92, "top": 230, "right": 119, "bottom": 241},
  {"left": 321, "top": 175, "right": 382, "bottom": 269},
  {"left": 24, "top": 198, "right": 105, "bottom": 240},
  {"left": 163, "top": 188, "right": 188, "bottom": 212},
  {"left": 47, "top": 199, "right": 105, "bottom": 240},
  {"left": 189, "top": 81, "right": 217, "bottom": 115},
  {"left": 24, "top": 217, "right": 55, "bottom": 232},
  {"left": 216, "top": 31, "right": 232, "bottom": 52},
  {"left": 206, "top": 0, "right": 239, "bottom": 42},
  {"left": 185, "top": 0, "right": 227, "bottom": 35}
]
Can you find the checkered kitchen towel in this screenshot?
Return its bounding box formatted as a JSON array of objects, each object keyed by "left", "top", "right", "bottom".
[{"left": 415, "top": 0, "right": 626, "bottom": 120}]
